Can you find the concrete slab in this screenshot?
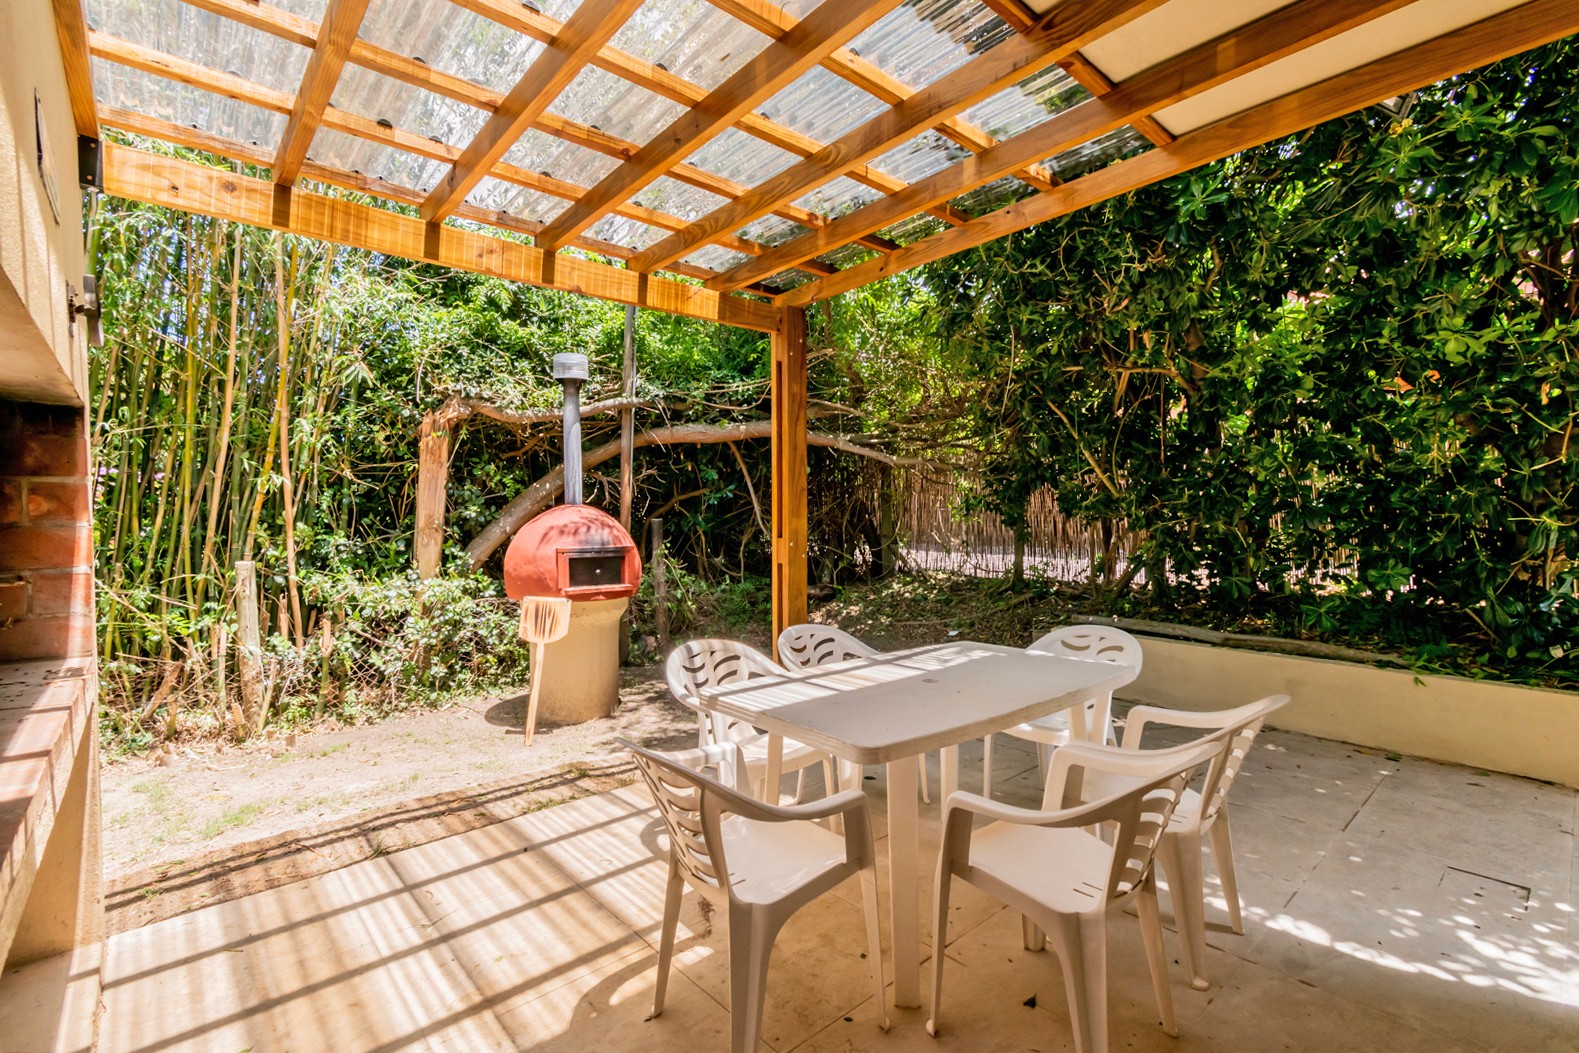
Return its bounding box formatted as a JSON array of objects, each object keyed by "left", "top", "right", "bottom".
[{"left": 88, "top": 721, "right": 1577, "bottom": 1053}]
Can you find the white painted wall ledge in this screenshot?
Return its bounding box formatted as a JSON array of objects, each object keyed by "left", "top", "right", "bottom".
[{"left": 1120, "top": 637, "right": 1579, "bottom": 788}]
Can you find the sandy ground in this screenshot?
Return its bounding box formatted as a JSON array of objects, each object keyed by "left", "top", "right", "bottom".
[{"left": 99, "top": 667, "right": 691, "bottom": 880}]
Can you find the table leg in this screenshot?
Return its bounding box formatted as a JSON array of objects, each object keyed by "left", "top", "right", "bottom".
[
  {"left": 765, "top": 732, "right": 783, "bottom": 803},
  {"left": 885, "top": 753, "right": 921, "bottom": 1008},
  {"left": 939, "top": 744, "right": 959, "bottom": 804}
]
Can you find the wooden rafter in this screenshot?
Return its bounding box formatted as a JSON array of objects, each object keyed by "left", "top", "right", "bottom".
[
  {"left": 273, "top": 0, "right": 369, "bottom": 186},
  {"left": 101, "top": 142, "right": 784, "bottom": 332},
  {"left": 421, "top": 0, "right": 642, "bottom": 222},
  {"left": 50, "top": 0, "right": 98, "bottom": 138},
  {"left": 84, "top": 32, "right": 844, "bottom": 276},
  {"left": 776, "top": 0, "right": 1579, "bottom": 306},
  {"left": 449, "top": 0, "right": 967, "bottom": 229},
  {"left": 172, "top": 0, "right": 915, "bottom": 250},
  {"left": 707, "top": 0, "right": 1421, "bottom": 293},
  {"left": 534, "top": 0, "right": 907, "bottom": 253},
  {"left": 95, "top": 106, "right": 745, "bottom": 284},
  {"left": 633, "top": 0, "right": 1165, "bottom": 275}
]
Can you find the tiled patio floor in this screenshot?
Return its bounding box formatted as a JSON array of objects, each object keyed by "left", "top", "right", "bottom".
[{"left": 93, "top": 724, "right": 1577, "bottom": 1052}]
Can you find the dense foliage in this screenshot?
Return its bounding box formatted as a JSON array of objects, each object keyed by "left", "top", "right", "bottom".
[{"left": 926, "top": 41, "right": 1578, "bottom": 684}]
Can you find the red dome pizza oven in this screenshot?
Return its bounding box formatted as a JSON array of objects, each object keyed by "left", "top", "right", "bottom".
[{"left": 503, "top": 504, "right": 641, "bottom": 602}]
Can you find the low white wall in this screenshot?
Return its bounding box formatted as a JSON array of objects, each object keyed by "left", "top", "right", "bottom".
[{"left": 1121, "top": 638, "right": 1579, "bottom": 788}]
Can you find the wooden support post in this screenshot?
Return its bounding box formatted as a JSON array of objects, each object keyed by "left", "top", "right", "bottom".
[
  {"left": 414, "top": 410, "right": 451, "bottom": 578},
  {"left": 234, "top": 560, "right": 264, "bottom": 737},
  {"left": 619, "top": 305, "right": 637, "bottom": 663},
  {"left": 771, "top": 307, "right": 809, "bottom": 646}
]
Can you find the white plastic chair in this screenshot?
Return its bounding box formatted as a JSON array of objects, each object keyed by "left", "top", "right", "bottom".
[
  {"left": 1078, "top": 694, "right": 1290, "bottom": 989},
  {"left": 625, "top": 739, "right": 890, "bottom": 1053},
  {"left": 775, "top": 623, "right": 935, "bottom": 804},
  {"left": 928, "top": 735, "right": 1224, "bottom": 1053},
  {"left": 666, "top": 638, "right": 837, "bottom": 803},
  {"left": 981, "top": 625, "right": 1143, "bottom": 796}
]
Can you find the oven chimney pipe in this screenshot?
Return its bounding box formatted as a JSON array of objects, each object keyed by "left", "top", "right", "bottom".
[{"left": 553, "top": 353, "right": 589, "bottom": 505}]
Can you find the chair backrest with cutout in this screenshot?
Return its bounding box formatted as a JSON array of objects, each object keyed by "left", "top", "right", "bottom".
[{"left": 777, "top": 624, "right": 877, "bottom": 669}]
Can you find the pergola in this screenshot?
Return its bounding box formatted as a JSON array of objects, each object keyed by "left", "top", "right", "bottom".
[{"left": 49, "top": 0, "right": 1579, "bottom": 637}]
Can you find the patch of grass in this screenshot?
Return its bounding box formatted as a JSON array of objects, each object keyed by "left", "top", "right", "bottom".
[
  {"left": 294, "top": 792, "right": 351, "bottom": 813},
  {"left": 315, "top": 742, "right": 349, "bottom": 758},
  {"left": 199, "top": 802, "right": 267, "bottom": 838}
]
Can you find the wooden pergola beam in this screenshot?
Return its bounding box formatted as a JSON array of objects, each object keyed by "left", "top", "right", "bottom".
[
  {"left": 534, "top": 0, "right": 907, "bottom": 253},
  {"left": 420, "top": 0, "right": 642, "bottom": 223},
  {"left": 707, "top": 0, "right": 1056, "bottom": 189},
  {"left": 50, "top": 0, "right": 97, "bottom": 138},
  {"left": 272, "top": 0, "right": 369, "bottom": 186},
  {"left": 708, "top": 0, "right": 1419, "bottom": 293},
  {"left": 96, "top": 107, "right": 735, "bottom": 283},
  {"left": 777, "top": 0, "right": 1579, "bottom": 306},
  {"left": 169, "top": 0, "right": 910, "bottom": 253},
  {"left": 632, "top": 0, "right": 1164, "bottom": 275},
  {"left": 99, "top": 143, "right": 784, "bottom": 332},
  {"left": 85, "top": 32, "right": 844, "bottom": 275}
]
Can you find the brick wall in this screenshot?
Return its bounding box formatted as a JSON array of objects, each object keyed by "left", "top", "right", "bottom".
[{"left": 0, "top": 400, "right": 93, "bottom": 661}]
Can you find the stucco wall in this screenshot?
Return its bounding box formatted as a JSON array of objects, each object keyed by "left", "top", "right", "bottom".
[
  {"left": 0, "top": 0, "right": 88, "bottom": 406},
  {"left": 1122, "top": 638, "right": 1579, "bottom": 787}
]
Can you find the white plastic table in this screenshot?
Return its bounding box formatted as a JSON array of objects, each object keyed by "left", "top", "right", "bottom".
[{"left": 702, "top": 640, "right": 1138, "bottom": 1008}]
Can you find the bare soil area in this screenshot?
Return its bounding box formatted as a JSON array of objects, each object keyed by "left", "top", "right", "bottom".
[{"left": 101, "top": 668, "right": 695, "bottom": 929}]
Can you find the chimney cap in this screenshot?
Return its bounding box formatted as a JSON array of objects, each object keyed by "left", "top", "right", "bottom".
[{"left": 552, "top": 353, "right": 590, "bottom": 382}]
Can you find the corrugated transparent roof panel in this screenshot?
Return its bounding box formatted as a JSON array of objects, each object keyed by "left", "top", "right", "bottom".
[
  {"left": 766, "top": 268, "right": 817, "bottom": 290},
  {"left": 93, "top": 59, "right": 287, "bottom": 150},
  {"left": 758, "top": 66, "right": 886, "bottom": 144},
  {"left": 548, "top": 66, "right": 687, "bottom": 145},
  {"left": 795, "top": 175, "right": 881, "bottom": 220},
  {"left": 880, "top": 211, "right": 945, "bottom": 244},
  {"left": 503, "top": 129, "right": 621, "bottom": 187},
  {"left": 306, "top": 128, "right": 450, "bottom": 191},
  {"left": 815, "top": 243, "right": 878, "bottom": 269},
  {"left": 738, "top": 214, "right": 812, "bottom": 248},
  {"left": 355, "top": 0, "right": 546, "bottom": 96},
  {"left": 465, "top": 176, "right": 570, "bottom": 225},
  {"left": 962, "top": 64, "right": 1086, "bottom": 142},
  {"left": 873, "top": 130, "right": 970, "bottom": 183},
  {"left": 588, "top": 214, "right": 667, "bottom": 252},
  {"left": 267, "top": 0, "right": 332, "bottom": 19},
  {"left": 682, "top": 244, "right": 751, "bottom": 272},
  {"left": 952, "top": 174, "right": 1030, "bottom": 216},
  {"left": 611, "top": 0, "right": 792, "bottom": 92},
  {"left": 847, "top": 0, "right": 1013, "bottom": 91},
  {"left": 331, "top": 67, "right": 489, "bottom": 148},
  {"left": 687, "top": 127, "right": 799, "bottom": 187},
  {"left": 85, "top": 0, "right": 310, "bottom": 95},
  {"left": 1041, "top": 125, "right": 1150, "bottom": 177},
  {"left": 633, "top": 175, "right": 729, "bottom": 222}
]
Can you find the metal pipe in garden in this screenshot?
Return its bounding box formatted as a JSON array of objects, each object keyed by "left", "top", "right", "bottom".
[{"left": 553, "top": 353, "right": 589, "bottom": 505}]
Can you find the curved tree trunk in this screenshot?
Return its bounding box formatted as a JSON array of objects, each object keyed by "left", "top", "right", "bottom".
[{"left": 463, "top": 421, "right": 913, "bottom": 569}]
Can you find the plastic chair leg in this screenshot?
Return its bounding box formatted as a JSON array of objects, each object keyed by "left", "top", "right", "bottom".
[
  {"left": 981, "top": 733, "right": 995, "bottom": 797},
  {"left": 1208, "top": 810, "right": 1244, "bottom": 934},
  {"left": 1046, "top": 909, "right": 1109, "bottom": 1053},
  {"left": 920, "top": 752, "right": 931, "bottom": 805},
  {"left": 652, "top": 860, "right": 685, "bottom": 1019},
  {"left": 859, "top": 863, "right": 891, "bottom": 1031},
  {"left": 1156, "top": 833, "right": 1209, "bottom": 990},
  {"left": 1022, "top": 914, "right": 1045, "bottom": 952},
  {"left": 727, "top": 904, "right": 778, "bottom": 1053},
  {"left": 1135, "top": 878, "right": 1179, "bottom": 1038},
  {"left": 925, "top": 863, "right": 954, "bottom": 1037}
]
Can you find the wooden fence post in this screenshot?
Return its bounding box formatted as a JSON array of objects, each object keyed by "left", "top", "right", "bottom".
[
  {"left": 651, "top": 517, "right": 669, "bottom": 652},
  {"left": 235, "top": 560, "right": 264, "bottom": 737},
  {"left": 415, "top": 410, "right": 451, "bottom": 579}
]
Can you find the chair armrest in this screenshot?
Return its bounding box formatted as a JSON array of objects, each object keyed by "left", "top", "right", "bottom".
[
  {"left": 1043, "top": 737, "right": 1228, "bottom": 809},
  {"left": 1119, "top": 695, "right": 1290, "bottom": 749},
  {"left": 719, "top": 787, "right": 870, "bottom": 826}
]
